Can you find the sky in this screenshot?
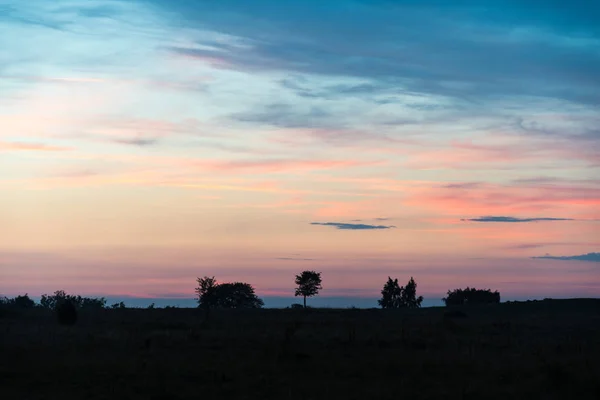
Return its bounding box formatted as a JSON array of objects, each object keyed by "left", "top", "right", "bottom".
[{"left": 1, "top": 0, "right": 599, "bottom": 306}]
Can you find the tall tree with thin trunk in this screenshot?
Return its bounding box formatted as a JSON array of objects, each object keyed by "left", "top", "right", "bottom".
[
  {"left": 195, "top": 276, "right": 218, "bottom": 319},
  {"left": 294, "top": 270, "right": 322, "bottom": 308}
]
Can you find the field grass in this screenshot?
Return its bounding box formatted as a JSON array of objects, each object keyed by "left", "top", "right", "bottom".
[{"left": 1, "top": 299, "right": 599, "bottom": 400}]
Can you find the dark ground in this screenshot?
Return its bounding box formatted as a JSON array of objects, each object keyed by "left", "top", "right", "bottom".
[{"left": 1, "top": 299, "right": 599, "bottom": 400}]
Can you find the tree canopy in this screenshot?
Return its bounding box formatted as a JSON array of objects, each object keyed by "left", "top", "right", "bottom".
[
  {"left": 214, "top": 282, "right": 264, "bottom": 309},
  {"left": 378, "top": 276, "right": 423, "bottom": 309},
  {"left": 294, "top": 270, "right": 322, "bottom": 308},
  {"left": 195, "top": 276, "right": 219, "bottom": 311},
  {"left": 195, "top": 277, "right": 264, "bottom": 311}
]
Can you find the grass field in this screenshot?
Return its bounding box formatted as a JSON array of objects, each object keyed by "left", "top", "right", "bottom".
[{"left": 1, "top": 299, "right": 599, "bottom": 400}]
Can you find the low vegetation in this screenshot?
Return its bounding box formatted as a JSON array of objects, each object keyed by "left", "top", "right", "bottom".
[
  {"left": 2, "top": 274, "right": 597, "bottom": 399},
  {"left": 443, "top": 287, "right": 501, "bottom": 306},
  {"left": 1, "top": 299, "right": 598, "bottom": 399}
]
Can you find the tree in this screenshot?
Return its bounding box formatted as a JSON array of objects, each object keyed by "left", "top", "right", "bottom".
[
  {"left": 294, "top": 270, "right": 322, "bottom": 308},
  {"left": 443, "top": 287, "right": 500, "bottom": 306},
  {"left": 41, "top": 290, "right": 79, "bottom": 309},
  {"left": 3, "top": 294, "right": 36, "bottom": 309},
  {"left": 195, "top": 276, "right": 218, "bottom": 316},
  {"left": 378, "top": 277, "right": 402, "bottom": 309},
  {"left": 378, "top": 276, "right": 423, "bottom": 309},
  {"left": 195, "top": 277, "right": 264, "bottom": 315},
  {"left": 214, "top": 282, "right": 264, "bottom": 309},
  {"left": 40, "top": 290, "right": 106, "bottom": 310},
  {"left": 402, "top": 277, "right": 424, "bottom": 308}
]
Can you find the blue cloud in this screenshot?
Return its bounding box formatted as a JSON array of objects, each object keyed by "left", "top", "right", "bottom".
[
  {"left": 532, "top": 252, "right": 600, "bottom": 263},
  {"left": 145, "top": 0, "right": 600, "bottom": 106},
  {"left": 462, "top": 216, "right": 574, "bottom": 223},
  {"left": 311, "top": 222, "right": 395, "bottom": 230}
]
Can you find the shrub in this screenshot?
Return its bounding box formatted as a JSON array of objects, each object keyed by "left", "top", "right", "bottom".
[
  {"left": 0, "top": 294, "right": 36, "bottom": 309},
  {"left": 41, "top": 290, "right": 107, "bottom": 310},
  {"left": 443, "top": 287, "right": 500, "bottom": 306},
  {"left": 110, "top": 302, "right": 126, "bottom": 309}
]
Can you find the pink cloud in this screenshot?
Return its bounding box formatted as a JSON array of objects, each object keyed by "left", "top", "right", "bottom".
[
  {"left": 0, "top": 141, "right": 72, "bottom": 152},
  {"left": 408, "top": 182, "right": 600, "bottom": 216},
  {"left": 192, "top": 158, "right": 374, "bottom": 174}
]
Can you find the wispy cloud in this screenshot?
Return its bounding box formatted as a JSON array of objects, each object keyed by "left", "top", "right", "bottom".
[
  {"left": 0, "top": 141, "right": 72, "bottom": 152},
  {"left": 442, "top": 182, "right": 483, "bottom": 189},
  {"left": 157, "top": 1, "right": 600, "bottom": 106},
  {"left": 532, "top": 252, "right": 600, "bottom": 262},
  {"left": 311, "top": 222, "right": 396, "bottom": 230},
  {"left": 113, "top": 138, "right": 159, "bottom": 147},
  {"left": 195, "top": 159, "right": 376, "bottom": 174},
  {"left": 463, "top": 216, "right": 574, "bottom": 223},
  {"left": 2, "top": 0, "right": 599, "bottom": 301}
]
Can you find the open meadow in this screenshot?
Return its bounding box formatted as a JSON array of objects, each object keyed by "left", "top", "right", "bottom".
[{"left": 1, "top": 299, "right": 599, "bottom": 400}]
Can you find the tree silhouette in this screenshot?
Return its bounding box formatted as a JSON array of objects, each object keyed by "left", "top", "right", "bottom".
[
  {"left": 402, "top": 277, "right": 424, "bottom": 308},
  {"left": 1, "top": 294, "right": 36, "bottom": 309},
  {"left": 214, "top": 282, "right": 264, "bottom": 309},
  {"left": 40, "top": 290, "right": 106, "bottom": 310},
  {"left": 294, "top": 270, "right": 322, "bottom": 308},
  {"left": 196, "top": 277, "right": 264, "bottom": 316},
  {"left": 443, "top": 287, "right": 500, "bottom": 306},
  {"left": 110, "top": 302, "right": 126, "bottom": 309},
  {"left": 378, "top": 276, "right": 423, "bottom": 308},
  {"left": 195, "top": 276, "right": 218, "bottom": 318},
  {"left": 378, "top": 277, "right": 403, "bottom": 309}
]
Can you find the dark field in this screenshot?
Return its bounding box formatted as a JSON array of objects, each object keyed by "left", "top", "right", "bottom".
[{"left": 2, "top": 299, "right": 599, "bottom": 400}]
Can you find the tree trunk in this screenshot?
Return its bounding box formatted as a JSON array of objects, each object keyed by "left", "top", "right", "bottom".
[{"left": 303, "top": 295, "right": 306, "bottom": 309}]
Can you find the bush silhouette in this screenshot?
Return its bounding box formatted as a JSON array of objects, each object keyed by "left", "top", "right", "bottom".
[
  {"left": 443, "top": 287, "right": 500, "bottom": 306},
  {"left": 110, "top": 302, "right": 126, "bottom": 309},
  {"left": 0, "top": 294, "right": 36, "bottom": 309},
  {"left": 56, "top": 300, "right": 78, "bottom": 325},
  {"left": 40, "top": 290, "right": 107, "bottom": 310}
]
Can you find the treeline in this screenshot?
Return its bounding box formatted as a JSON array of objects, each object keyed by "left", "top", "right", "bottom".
[
  {"left": 0, "top": 291, "right": 123, "bottom": 310},
  {"left": 2, "top": 271, "right": 502, "bottom": 314}
]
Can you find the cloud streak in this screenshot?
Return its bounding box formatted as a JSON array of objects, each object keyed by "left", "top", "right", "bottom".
[
  {"left": 463, "top": 216, "right": 575, "bottom": 223},
  {"left": 311, "top": 222, "right": 396, "bottom": 230},
  {"left": 0, "top": 141, "right": 72, "bottom": 152},
  {"left": 532, "top": 252, "right": 600, "bottom": 263}
]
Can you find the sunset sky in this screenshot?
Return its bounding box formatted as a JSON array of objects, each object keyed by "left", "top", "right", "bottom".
[{"left": 1, "top": 0, "right": 599, "bottom": 305}]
